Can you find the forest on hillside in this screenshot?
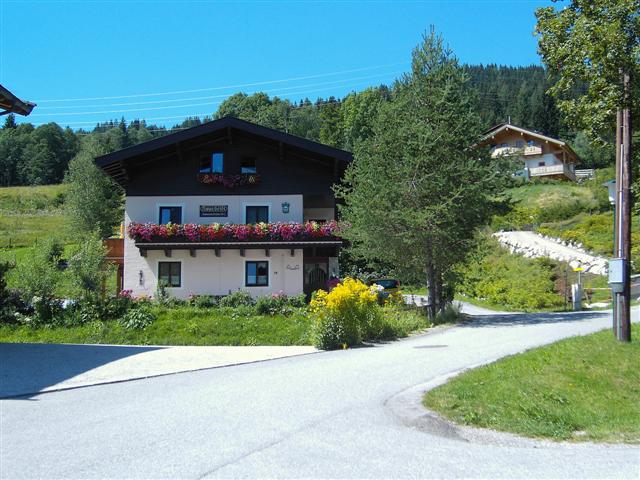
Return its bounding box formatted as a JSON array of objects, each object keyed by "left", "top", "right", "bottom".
[{"left": 0, "top": 65, "right": 615, "bottom": 187}]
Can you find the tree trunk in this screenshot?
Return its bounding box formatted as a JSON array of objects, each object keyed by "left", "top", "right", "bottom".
[
  {"left": 426, "top": 262, "right": 437, "bottom": 320},
  {"left": 435, "top": 268, "right": 446, "bottom": 315}
]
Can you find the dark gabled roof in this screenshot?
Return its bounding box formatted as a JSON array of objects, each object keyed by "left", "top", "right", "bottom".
[
  {"left": 95, "top": 116, "right": 353, "bottom": 171},
  {"left": 0, "top": 84, "right": 36, "bottom": 116}
]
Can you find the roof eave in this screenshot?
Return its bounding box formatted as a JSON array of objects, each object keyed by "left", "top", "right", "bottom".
[{"left": 95, "top": 116, "right": 353, "bottom": 169}]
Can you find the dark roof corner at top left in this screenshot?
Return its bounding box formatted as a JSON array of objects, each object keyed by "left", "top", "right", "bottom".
[{"left": 0, "top": 84, "right": 36, "bottom": 117}]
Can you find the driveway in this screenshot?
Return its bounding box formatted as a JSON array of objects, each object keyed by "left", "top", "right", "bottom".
[
  {"left": 1, "top": 307, "right": 638, "bottom": 479},
  {"left": 0, "top": 344, "right": 317, "bottom": 398}
]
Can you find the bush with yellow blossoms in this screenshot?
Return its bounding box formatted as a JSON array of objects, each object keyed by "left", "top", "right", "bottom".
[{"left": 310, "top": 277, "right": 385, "bottom": 349}]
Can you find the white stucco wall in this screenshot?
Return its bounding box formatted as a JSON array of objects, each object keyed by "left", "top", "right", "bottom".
[
  {"left": 123, "top": 195, "right": 307, "bottom": 299},
  {"left": 123, "top": 240, "right": 304, "bottom": 299},
  {"left": 125, "top": 194, "right": 303, "bottom": 225}
]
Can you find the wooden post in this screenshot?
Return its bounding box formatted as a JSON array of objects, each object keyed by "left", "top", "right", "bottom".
[
  {"left": 618, "top": 71, "right": 632, "bottom": 342},
  {"left": 613, "top": 108, "right": 622, "bottom": 336}
]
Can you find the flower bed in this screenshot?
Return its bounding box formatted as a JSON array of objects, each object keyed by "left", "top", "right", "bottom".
[
  {"left": 197, "top": 173, "right": 261, "bottom": 187},
  {"left": 128, "top": 221, "right": 342, "bottom": 242}
]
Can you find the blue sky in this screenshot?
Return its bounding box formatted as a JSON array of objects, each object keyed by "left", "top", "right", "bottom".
[{"left": 1, "top": 0, "right": 554, "bottom": 129}]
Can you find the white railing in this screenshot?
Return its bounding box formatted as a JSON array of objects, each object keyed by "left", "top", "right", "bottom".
[
  {"left": 490, "top": 146, "right": 520, "bottom": 158},
  {"left": 529, "top": 163, "right": 576, "bottom": 181},
  {"left": 523, "top": 145, "right": 542, "bottom": 156},
  {"left": 575, "top": 169, "right": 595, "bottom": 180}
]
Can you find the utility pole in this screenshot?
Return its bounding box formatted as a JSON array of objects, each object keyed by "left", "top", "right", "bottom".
[{"left": 612, "top": 71, "right": 632, "bottom": 342}]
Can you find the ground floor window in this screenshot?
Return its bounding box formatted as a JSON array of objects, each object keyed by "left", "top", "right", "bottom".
[
  {"left": 158, "top": 261, "right": 181, "bottom": 287},
  {"left": 245, "top": 261, "right": 268, "bottom": 287}
]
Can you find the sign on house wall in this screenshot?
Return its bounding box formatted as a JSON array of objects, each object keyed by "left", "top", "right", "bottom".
[{"left": 200, "top": 205, "right": 228, "bottom": 217}]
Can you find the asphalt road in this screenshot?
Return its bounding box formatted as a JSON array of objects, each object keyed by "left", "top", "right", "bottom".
[{"left": 1, "top": 307, "right": 639, "bottom": 479}]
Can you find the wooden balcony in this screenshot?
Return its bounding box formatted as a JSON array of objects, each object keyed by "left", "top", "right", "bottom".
[
  {"left": 529, "top": 163, "right": 576, "bottom": 182},
  {"left": 523, "top": 145, "right": 542, "bottom": 156},
  {"left": 104, "top": 238, "right": 124, "bottom": 264}
]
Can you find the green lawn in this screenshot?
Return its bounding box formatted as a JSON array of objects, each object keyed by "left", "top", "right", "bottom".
[
  {"left": 506, "top": 182, "right": 600, "bottom": 208},
  {"left": 0, "top": 184, "right": 67, "bottom": 213},
  {"left": 493, "top": 180, "right": 607, "bottom": 230},
  {"left": 0, "top": 184, "right": 70, "bottom": 248},
  {"left": 0, "top": 304, "right": 431, "bottom": 347},
  {"left": 0, "top": 307, "right": 314, "bottom": 346},
  {"left": 0, "top": 213, "right": 69, "bottom": 248},
  {"left": 424, "top": 324, "right": 640, "bottom": 443}
]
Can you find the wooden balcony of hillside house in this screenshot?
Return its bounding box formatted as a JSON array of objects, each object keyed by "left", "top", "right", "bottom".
[
  {"left": 529, "top": 163, "right": 576, "bottom": 182},
  {"left": 491, "top": 144, "right": 543, "bottom": 158}
]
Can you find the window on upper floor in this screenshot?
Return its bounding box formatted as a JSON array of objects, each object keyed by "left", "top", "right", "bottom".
[
  {"left": 241, "top": 157, "right": 257, "bottom": 174},
  {"left": 159, "top": 206, "right": 182, "bottom": 224},
  {"left": 516, "top": 140, "right": 524, "bottom": 148},
  {"left": 527, "top": 140, "right": 536, "bottom": 147},
  {"left": 245, "top": 205, "right": 269, "bottom": 224},
  {"left": 199, "top": 152, "right": 224, "bottom": 174}
]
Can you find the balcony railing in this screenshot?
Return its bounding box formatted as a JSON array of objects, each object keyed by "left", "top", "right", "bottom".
[
  {"left": 490, "top": 146, "right": 520, "bottom": 158},
  {"left": 529, "top": 163, "right": 576, "bottom": 181},
  {"left": 491, "top": 145, "right": 543, "bottom": 158},
  {"left": 523, "top": 145, "right": 542, "bottom": 156}
]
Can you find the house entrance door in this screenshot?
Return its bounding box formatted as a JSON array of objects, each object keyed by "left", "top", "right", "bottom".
[{"left": 304, "top": 259, "right": 328, "bottom": 294}]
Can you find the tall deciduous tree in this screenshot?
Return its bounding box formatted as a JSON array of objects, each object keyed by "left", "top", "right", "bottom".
[
  {"left": 336, "top": 30, "right": 511, "bottom": 318},
  {"left": 64, "top": 140, "right": 123, "bottom": 239},
  {"left": 536, "top": 0, "right": 639, "bottom": 140}
]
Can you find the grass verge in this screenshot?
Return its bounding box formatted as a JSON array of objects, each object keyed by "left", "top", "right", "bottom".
[
  {"left": 0, "top": 305, "right": 431, "bottom": 347},
  {"left": 423, "top": 324, "right": 640, "bottom": 443},
  {"left": 0, "top": 307, "right": 313, "bottom": 346}
]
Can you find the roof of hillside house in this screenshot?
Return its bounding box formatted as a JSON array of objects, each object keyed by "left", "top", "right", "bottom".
[
  {"left": 479, "top": 123, "right": 580, "bottom": 162},
  {"left": 95, "top": 116, "right": 353, "bottom": 174},
  {"left": 0, "top": 84, "right": 36, "bottom": 116}
]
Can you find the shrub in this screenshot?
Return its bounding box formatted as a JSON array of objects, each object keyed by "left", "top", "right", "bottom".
[
  {"left": 435, "top": 303, "right": 464, "bottom": 324},
  {"left": 13, "top": 238, "right": 64, "bottom": 324},
  {"left": 0, "top": 261, "right": 16, "bottom": 323},
  {"left": 155, "top": 280, "right": 170, "bottom": 305},
  {"left": 67, "top": 231, "right": 113, "bottom": 306},
  {"left": 189, "top": 294, "right": 220, "bottom": 308},
  {"left": 119, "top": 305, "right": 155, "bottom": 330},
  {"left": 102, "top": 291, "right": 134, "bottom": 319},
  {"left": 310, "top": 278, "right": 383, "bottom": 349},
  {"left": 255, "top": 292, "right": 307, "bottom": 315},
  {"left": 381, "top": 305, "right": 430, "bottom": 338},
  {"left": 457, "top": 236, "right": 564, "bottom": 311},
  {"left": 219, "top": 291, "right": 254, "bottom": 308}
]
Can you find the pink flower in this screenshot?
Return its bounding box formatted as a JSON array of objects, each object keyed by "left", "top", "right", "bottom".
[{"left": 127, "top": 220, "right": 342, "bottom": 243}]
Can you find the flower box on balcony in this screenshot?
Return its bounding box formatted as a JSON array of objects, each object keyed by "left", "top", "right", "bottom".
[
  {"left": 197, "top": 173, "right": 261, "bottom": 187},
  {"left": 128, "top": 221, "right": 342, "bottom": 243}
]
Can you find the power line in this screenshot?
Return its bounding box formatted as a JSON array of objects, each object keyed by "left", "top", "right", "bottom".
[
  {"left": 33, "top": 71, "right": 401, "bottom": 111},
  {"left": 29, "top": 81, "right": 377, "bottom": 126},
  {"left": 34, "top": 62, "right": 405, "bottom": 103},
  {"left": 60, "top": 98, "right": 346, "bottom": 132}
]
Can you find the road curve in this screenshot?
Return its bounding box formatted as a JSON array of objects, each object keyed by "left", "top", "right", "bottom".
[{"left": 1, "top": 307, "right": 638, "bottom": 479}]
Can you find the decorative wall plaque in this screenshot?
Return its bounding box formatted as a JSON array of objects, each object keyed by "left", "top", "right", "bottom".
[{"left": 199, "top": 205, "right": 228, "bottom": 217}]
